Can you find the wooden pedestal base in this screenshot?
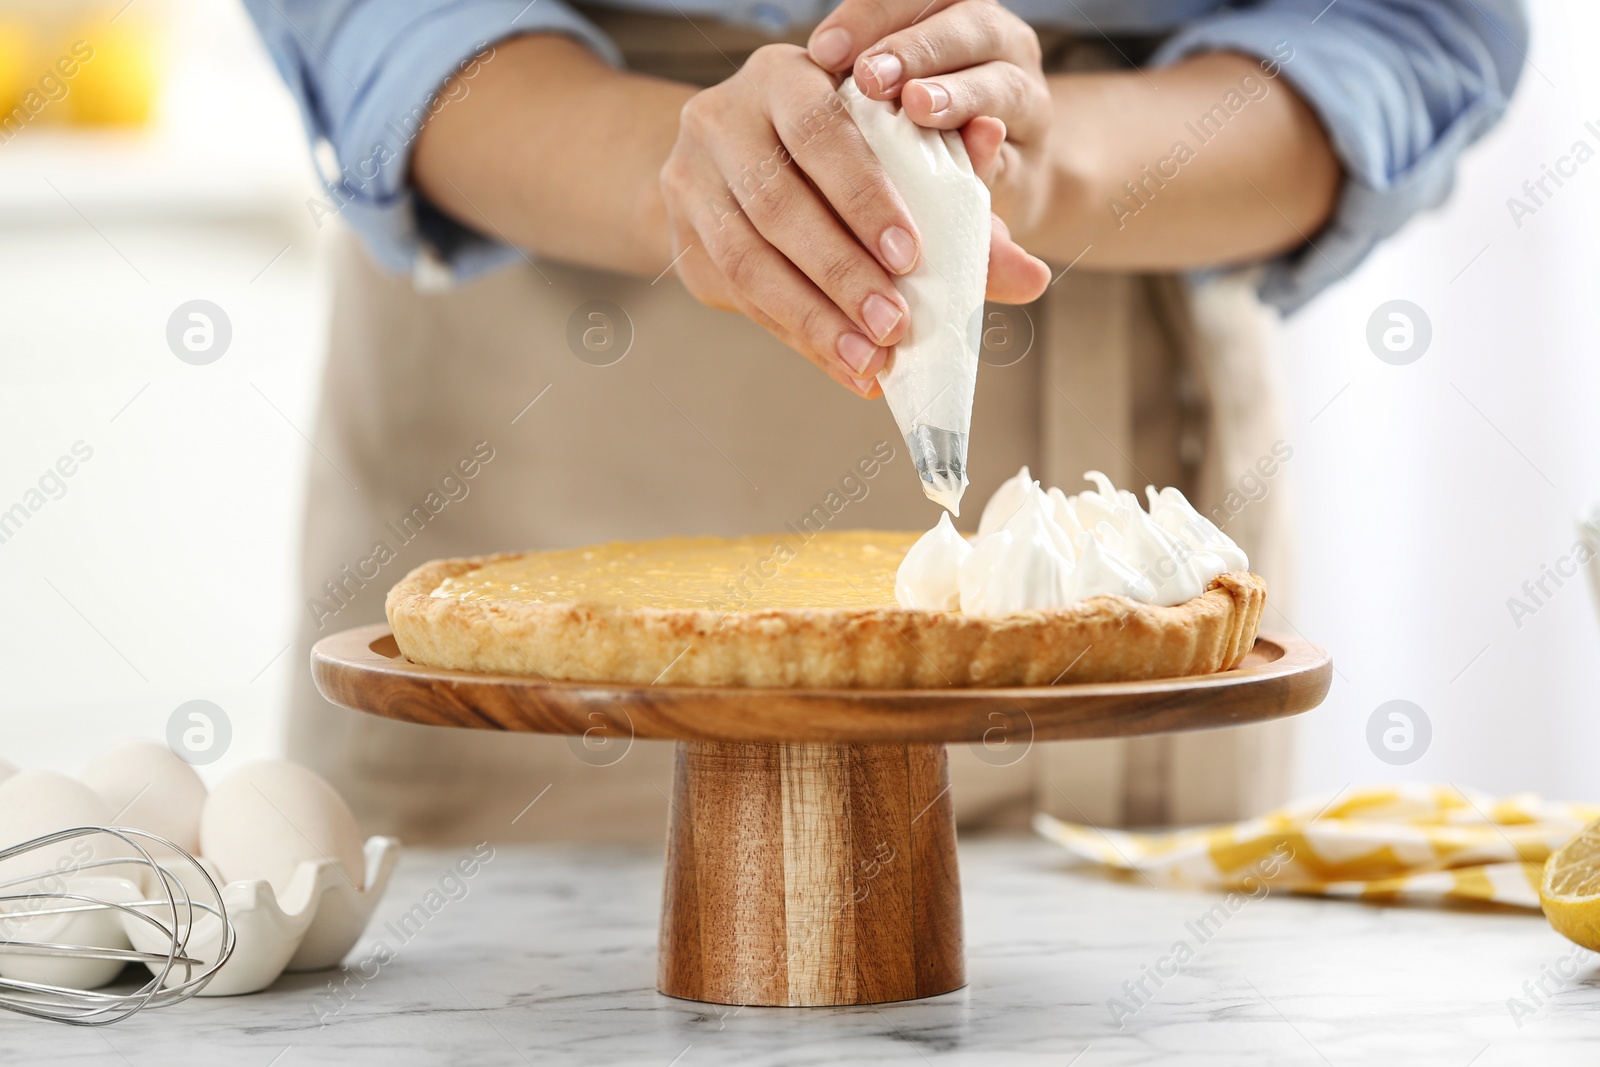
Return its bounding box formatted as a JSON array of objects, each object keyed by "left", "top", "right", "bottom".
[
  {"left": 314, "top": 626, "right": 1331, "bottom": 1008},
  {"left": 657, "top": 741, "right": 965, "bottom": 1006}
]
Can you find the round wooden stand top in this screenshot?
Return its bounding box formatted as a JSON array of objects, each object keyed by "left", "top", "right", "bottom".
[{"left": 311, "top": 624, "right": 1331, "bottom": 744}]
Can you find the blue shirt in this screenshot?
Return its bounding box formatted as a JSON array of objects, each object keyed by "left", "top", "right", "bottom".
[{"left": 244, "top": 0, "right": 1527, "bottom": 312}]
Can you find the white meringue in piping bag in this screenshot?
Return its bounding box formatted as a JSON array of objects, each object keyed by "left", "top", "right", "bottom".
[
  {"left": 837, "top": 78, "right": 990, "bottom": 516},
  {"left": 894, "top": 465, "right": 1249, "bottom": 615}
]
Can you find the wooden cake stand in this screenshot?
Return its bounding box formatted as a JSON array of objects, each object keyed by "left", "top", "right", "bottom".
[{"left": 313, "top": 625, "right": 1330, "bottom": 1007}]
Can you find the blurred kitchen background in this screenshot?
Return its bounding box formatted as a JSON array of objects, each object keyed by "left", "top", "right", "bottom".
[{"left": 1, "top": 0, "right": 1595, "bottom": 805}]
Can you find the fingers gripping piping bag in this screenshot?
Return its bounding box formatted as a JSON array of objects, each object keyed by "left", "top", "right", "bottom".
[{"left": 838, "top": 78, "right": 990, "bottom": 515}]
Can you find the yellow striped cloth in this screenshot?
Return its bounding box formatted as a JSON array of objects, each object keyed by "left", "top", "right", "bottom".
[{"left": 1034, "top": 784, "right": 1600, "bottom": 910}]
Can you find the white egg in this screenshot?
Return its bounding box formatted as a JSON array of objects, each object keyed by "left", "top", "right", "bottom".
[
  {"left": 200, "top": 761, "right": 365, "bottom": 903},
  {"left": 0, "top": 770, "right": 118, "bottom": 877},
  {"left": 0, "top": 771, "right": 135, "bottom": 990},
  {"left": 81, "top": 740, "right": 207, "bottom": 853}
]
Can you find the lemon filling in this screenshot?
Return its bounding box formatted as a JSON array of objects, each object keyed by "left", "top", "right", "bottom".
[{"left": 430, "top": 531, "right": 918, "bottom": 611}]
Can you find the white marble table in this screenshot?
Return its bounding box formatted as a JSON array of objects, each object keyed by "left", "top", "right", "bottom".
[{"left": 5, "top": 837, "right": 1598, "bottom": 1066}]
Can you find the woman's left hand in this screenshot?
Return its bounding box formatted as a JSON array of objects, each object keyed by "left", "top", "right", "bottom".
[{"left": 808, "top": 0, "right": 1055, "bottom": 242}]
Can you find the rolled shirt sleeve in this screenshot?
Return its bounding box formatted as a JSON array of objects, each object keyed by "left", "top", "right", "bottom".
[
  {"left": 1150, "top": 0, "right": 1529, "bottom": 312},
  {"left": 243, "top": 0, "right": 621, "bottom": 281}
]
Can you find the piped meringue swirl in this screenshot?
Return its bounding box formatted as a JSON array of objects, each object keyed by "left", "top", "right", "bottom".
[
  {"left": 894, "top": 467, "right": 1249, "bottom": 616},
  {"left": 957, "top": 485, "right": 1075, "bottom": 616},
  {"left": 894, "top": 512, "right": 971, "bottom": 610}
]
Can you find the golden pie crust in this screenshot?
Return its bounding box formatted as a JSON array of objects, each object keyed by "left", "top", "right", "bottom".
[{"left": 385, "top": 531, "right": 1265, "bottom": 688}]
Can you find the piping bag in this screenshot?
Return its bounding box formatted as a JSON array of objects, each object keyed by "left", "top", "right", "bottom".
[{"left": 838, "top": 78, "right": 991, "bottom": 516}]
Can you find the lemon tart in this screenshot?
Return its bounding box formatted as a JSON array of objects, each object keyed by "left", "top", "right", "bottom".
[{"left": 385, "top": 529, "right": 1265, "bottom": 689}]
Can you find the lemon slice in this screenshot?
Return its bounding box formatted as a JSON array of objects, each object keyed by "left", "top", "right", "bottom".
[{"left": 1541, "top": 816, "right": 1600, "bottom": 951}]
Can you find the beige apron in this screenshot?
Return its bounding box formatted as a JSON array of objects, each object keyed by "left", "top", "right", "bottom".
[{"left": 287, "top": 14, "right": 1295, "bottom": 844}]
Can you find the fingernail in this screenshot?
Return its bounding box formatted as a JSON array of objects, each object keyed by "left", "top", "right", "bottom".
[
  {"left": 852, "top": 377, "right": 877, "bottom": 396},
  {"left": 862, "top": 52, "right": 903, "bottom": 93},
  {"left": 863, "top": 294, "right": 903, "bottom": 343},
  {"left": 921, "top": 80, "right": 951, "bottom": 114},
  {"left": 810, "top": 27, "right": 852, "bottom": 70},
  {"left": 838, "top": 332, "right": 879, "bottom": 375},
  {"left": 879, "top": 226, "right": 918, "bottom": 274}
]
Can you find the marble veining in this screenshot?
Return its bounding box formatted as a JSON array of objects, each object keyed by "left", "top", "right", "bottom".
[{"left": 2, "top": 837, "right": 1597, "bottom": 1065}]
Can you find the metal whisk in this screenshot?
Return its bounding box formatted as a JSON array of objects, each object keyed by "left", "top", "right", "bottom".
[{"left": 0, "top": 826, "right": 234, "bottom": 1024}]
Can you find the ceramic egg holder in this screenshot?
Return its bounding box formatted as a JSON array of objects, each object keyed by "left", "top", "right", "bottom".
[
  {"left": 0, "top": 752, "right": 400, "bottom": 1002},
  {"left": 314, "top": 625, "right": 1331, "bottom": 1007},
  {"left": 0, "top": 837, "right": 399, "bottom": 1000},
  {"left": 126, "top": 835, "right": 400, "bottom": 996}
]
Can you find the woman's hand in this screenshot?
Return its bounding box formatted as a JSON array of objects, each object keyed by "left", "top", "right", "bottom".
[
  {"left": 662, "top": 44, "right": 923, "bottom": 397},
  {"left": 661, "top": 42, "right": 1049, "bottom": 398},
  {"left": 807, "top": 0, "right": 1056, "bottom": 243},
  {"left": 808, "top": 3, "right": 1340, "bottom": 269}
]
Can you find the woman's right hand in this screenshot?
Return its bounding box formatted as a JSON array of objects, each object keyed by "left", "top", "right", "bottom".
[{"left": 662, "top": 44, "right": 923, "bottom": 398}]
